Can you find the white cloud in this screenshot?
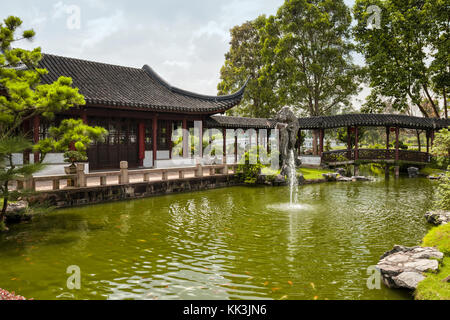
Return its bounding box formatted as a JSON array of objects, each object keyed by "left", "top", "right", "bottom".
[{"left": 81, "top": 10, "right": 125, "bottom": 49}]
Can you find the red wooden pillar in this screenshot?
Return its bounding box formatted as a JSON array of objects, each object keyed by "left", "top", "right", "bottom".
[
  {"left": 386, "top": 127, "right": 390, "bottom": 159},
  {"left": 319, "top": 128, "right": 324, "bottom": 156},
  {"left": 223, "top": 128, "right": 227, "bottom": 164},
  {"left": 426, "top": 130, "right": 430, "bottom": 154},
  {"left": 354, "top": 127, "right": 359, "bottom": 161},
  {"left": 33, "top": 115, "right": 40, "bottom": 163},
  {"left": 138, "top": 122, "right": 145, "bottom": 166},
  {"left": 395, "top": 127, "right": 399, "bottom": 161},
  {"left": 347, "top": 127, "right": 352, "bottom": 159},
  {"left": 168, "top": 121, "right": 173, "bottom": 159},
  {"left": 22, "top": 119, "right": 31, "bottom": 164},
  {"left": 430, "top": 130, "right": 435, "bottom": 149},
  {"left": 81, "top": 108, "right": 88, "bottom": 124},
  {"left": 298, "top": 130, "right": 301, "bottom": 155},
  {"left": 182, "top": 119, "right": 188, "bottom": 158},
  {"left": 152, "top": 117, "right": 157, "bottom": 164}
]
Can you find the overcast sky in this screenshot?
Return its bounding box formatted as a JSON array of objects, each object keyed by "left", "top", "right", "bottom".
[{"left": 4, "top": 0, "right": 368, "bottom": 107}]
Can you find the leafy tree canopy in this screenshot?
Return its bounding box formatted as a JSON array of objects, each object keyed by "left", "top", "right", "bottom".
[{"left": 353, "top": 0, "right": 449, "bottom": 118}]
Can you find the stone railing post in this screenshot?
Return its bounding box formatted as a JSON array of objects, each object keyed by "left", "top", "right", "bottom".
[
  {"left": 76, "top": 163, "right": 86, "bottom": 187},
  {"left": 195, "top": 163, "right": 203, "bottom": 178},
  {"left": 52, "top": 178, "right": 60, "bottom": 190},
  {"left": 24, "top": 177, "right": 35, "bottom": 191},
  {"left": 162, "top": 170, "right": 168, "bottom": 181},
  {"left": 119, "top": 161, "right": 129, "bottom": 184}
]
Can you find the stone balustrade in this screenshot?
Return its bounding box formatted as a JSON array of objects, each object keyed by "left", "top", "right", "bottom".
[{"left": 13, "top": 162, "right": 238, "bottom": 192}]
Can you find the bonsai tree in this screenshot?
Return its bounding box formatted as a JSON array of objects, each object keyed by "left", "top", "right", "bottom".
[{"left": 36, "top": 119, "right": 108, "bottom": 167}]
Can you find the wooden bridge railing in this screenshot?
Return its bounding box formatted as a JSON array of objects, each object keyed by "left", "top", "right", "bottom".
[
  {"left": 14, "top": 162, "right": 239, "bottom": 192},
  {"left": 322, "top": 149, "right": 431, "bottom": 164}
]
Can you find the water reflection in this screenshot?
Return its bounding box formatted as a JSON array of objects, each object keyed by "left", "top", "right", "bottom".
[{"left": 0, "top": 178, "right": 436, "bottom": 300}]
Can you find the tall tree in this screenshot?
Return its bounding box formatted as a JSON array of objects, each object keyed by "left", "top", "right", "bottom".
[
  {"left": 259, "top": 0, "right": 361, "bottom": 153},
  {"left": 0, "top": 16, "right": 106, "bottom": 231},
  {"left": 218, "top": 15, "right": 280, "bottom": 118},
  {"left": 353, "top": 0, "right": 449, "bottom": 119}
]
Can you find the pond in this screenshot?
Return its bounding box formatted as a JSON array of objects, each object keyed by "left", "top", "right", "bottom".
[{"left": 0, "top": 177, "right": 436, "bottom": 300}]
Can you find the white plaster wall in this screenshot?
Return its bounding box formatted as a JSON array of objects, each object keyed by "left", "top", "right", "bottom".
[
  {"left": 143, "top": 151, "right": 153, "bottom": 168},
  {"left": 300, "top": 156, "right": 322, "bottom": 166},
  {"left": 157, "top": 150, "right": 170, "bottom": 160},
  {"left": 155, "top": 158, "right": 196, "bottom": 169},
  {"left": 12, "top": 153, "right": 23, "bottom": 166}
]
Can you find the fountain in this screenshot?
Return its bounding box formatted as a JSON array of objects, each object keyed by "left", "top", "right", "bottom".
[{"left": 275, "top": 107, "right": 301, "bottom": 206}]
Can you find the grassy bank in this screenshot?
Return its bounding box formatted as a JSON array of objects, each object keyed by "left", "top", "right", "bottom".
[
  {"left": 415, "top": 223, "right": 450, "bottom": 300},
  {"left": 261, "top": 167, "right": 334, "bottom": 181},
  {"left": 297, "top": 167, "right": 334, "bottom": 180}
]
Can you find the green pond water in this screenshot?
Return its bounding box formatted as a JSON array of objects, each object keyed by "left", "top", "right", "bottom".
[{"left": 0, "top": 177, "right": 436, "bottom": 300}]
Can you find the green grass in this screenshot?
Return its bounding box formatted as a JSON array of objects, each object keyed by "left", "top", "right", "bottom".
[
  {"left": 298, "top": 167, "right": 334, "bottom": 180},
  {"left": 415, "top": 224, "right": 450, "bottom": 300},
  {"left": 260, "top": 167, "right": 335, "bottom": 181},
  {"left": 260, "top": 167, "right": 280, "bottom": 176},
  {"left": 415, "top": 257, "right": 450, "bottom": 300},
  {"left": 422, "top": 223, "right": 450, "bottom": 255}
]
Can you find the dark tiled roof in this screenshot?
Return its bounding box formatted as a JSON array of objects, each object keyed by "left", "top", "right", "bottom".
[
  {"left": 38, "top": 54, "right": 246, "bottom": 114},
  {"left": 298, "top": 114, "right": 450, "bottom": 130},
  {"left": 206, "top": 115, "right": 276, "bottom": 129},
  {"left": 205, "top": 114, "right": 449, "bottom": 131}
]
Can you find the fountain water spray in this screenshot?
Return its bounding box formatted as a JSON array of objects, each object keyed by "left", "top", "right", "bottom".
[{"left": 287, "top": 149, "right": 298, "bottom": 206}]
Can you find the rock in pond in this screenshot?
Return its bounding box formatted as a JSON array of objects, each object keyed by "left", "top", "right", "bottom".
[
  {"left": 425, "top": 210, "right": 450, "bottom": 225},
  {"left": 407, "top": 167, "right": 419, "bottom": 178},
  {"left": 322, "top": 173, "right": 339, "bottom": 181},
  {"left": 351, "top": 176, "right": 372, "bottom": 181},
  {"left": 377, "top": 245, "right": 444, "bottom": 290},
  {"left": 273, "top": 174, "right": 287, "bottom": 186},
  {"left": 337, "top": 177, "right": 353, "bottom": 182}
]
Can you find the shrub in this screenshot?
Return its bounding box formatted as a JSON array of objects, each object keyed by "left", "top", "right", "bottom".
[
  {"left": 434, "top": 167, "right": 450, "bottom": 211},
  {"left": 237, "top": 146, "right": 265, "bottom": 184}
]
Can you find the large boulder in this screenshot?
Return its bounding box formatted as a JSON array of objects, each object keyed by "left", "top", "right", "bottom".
[
  {"left": 5, "top": 200, "right": 31, "bottom": 223},
  {"left": 425, "top": 210, "right": 450, "bottom": 225},
  {"left": 273, "top": 174, "right": 287, "bottom": 186},
  {"left": 377, "top": 245, "right": 444, "bottom": 290}
]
